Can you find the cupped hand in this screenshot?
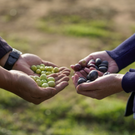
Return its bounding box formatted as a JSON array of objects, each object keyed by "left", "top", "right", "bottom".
[
  {"left": 72, "top": 72, "right": 124, "bottom": 99},
  {"left": 10, "top": 70, "right": 70, "bottom": 104},
  {"left": 71, "top": 51, "right": 119, "bottom": 73},
  {"left": 12, "top": 53, "right": 70, "bottom": 76}
]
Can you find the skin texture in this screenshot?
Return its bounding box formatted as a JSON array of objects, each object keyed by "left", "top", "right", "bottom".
[
  {"left": 71, "top": 51, "right": 124, "bottom": 99},
  {"left": 0, "top": 53, "right": 70, "bottom": 104}
]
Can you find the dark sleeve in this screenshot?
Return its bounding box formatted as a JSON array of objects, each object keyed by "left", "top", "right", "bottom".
[
  {"left": 106, "top": 34, "right": 135, "bottom": 93},
  {"left": 0, "top": 37, "right": 12, "bottom": 59},
  {"left": 122, "top": 69, "right": 135, "bottom": 93},
  {"left": 106, "top": 33, "right": 135, "bottom": 72}
]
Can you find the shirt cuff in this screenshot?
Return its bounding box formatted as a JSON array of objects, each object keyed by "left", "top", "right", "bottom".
[
  {"left": 122, "top": 69, "right": 135, "bottom": 93},
  {"left": 0, "top": 37, "right": 12, "bottom": 59}
]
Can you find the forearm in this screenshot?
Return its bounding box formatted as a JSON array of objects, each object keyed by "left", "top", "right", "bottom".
[
  {"left": 0, "top": 37, "right": 12, "bottom": 59},
  {"left": 0, "top": 36, "right": 13, "bottom": 67},
  {"left": 0, "top": 66, "right": 15, "bottom": 93}
]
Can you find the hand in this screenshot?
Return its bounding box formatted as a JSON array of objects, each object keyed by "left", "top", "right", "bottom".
[
  {"left": 9, "top": 70, "right": 70, "bottom": 104},
  {"left": 71, "top": 51, "right": 119, "bottom": 73},
  {"left": 72, "top": 72, "right": 124, "bottom": 99},
  {"left": 12, "top": 53, "right": 70, "bottom": 75}
]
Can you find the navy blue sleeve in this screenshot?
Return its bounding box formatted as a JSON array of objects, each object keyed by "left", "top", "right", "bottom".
[
  {"left": 106, "top": 34, "right": 135, "bottom": 71},
  {"left": 122, "top": 69, "right": 135, "bottom": 93},
  {"left": 106, "top": 34, "right": 135, "bottom": 93},
  {"left": 0, "top": 37, "right": 12, "bottom": 59}
]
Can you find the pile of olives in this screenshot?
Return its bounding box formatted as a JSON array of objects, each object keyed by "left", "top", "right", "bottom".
[
  {"left": 31, "top": 64, "right": 59, "bottom": 75},
  {"left": 73, "top": 58, "right": 110, "bottom": 85},
  {"left": 30, "top": 64, "right": 60, "bottom": 88}
]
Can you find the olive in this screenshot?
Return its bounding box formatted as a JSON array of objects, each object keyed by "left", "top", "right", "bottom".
[
  {"left": 99, "top": 66, "right": 108, "bottom": 73},
  {"left": 103, "top": 72, "right": 110, "bottom": 76},
  {"left": 102, "top": 60, "right": 108, "bottom": 66},
  {"left": 78, "top": 77, "right": 87, "bottom": 85},
  {"left": 80, "top": 60, "right": 87, "bottom": 67},
  {"left": 95, "top": 58, "right": 102, "bottom": 66},
  {"left": 87, "top": 59, "right": 95, "bottom": 65},
  {"left": 87, "top": 63, "right": 96, "bottom": 68},
  {"left": 87, "top": 70, "right": 98, "bottom": 81},
  {"left": 95, "top": 65, "right": 99, "bottom": 70},
  {"left": 98, "top": 63, "right": 108, "bottom": 68},
  {"left": 86, "top": 80, "right": 91, "bottom": 83},
  {"left": 74, "top": 64, "right": 82, "bottom": 71}
]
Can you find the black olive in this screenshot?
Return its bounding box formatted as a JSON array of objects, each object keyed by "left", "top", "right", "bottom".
[
  {"left": 87, "top": 70, "right": 98, "bottom": 81},
  {"left": 99, "top": 66, "right": 108, "bottom": 73},
  {"left": 103, "top": 72, "right": 110, "bottom": 76},
  {"left": 102, "top": 60, "right": 108, "bottom": 66},
  {"left": 77, "top": 77, "right": 87, "bottom": 85},
  {"left": 86, "top": 80, "right": 91, "bottom": 83},
  {"left": 87, "top": 63, "right": 96, "bottom": 68},
  {"left": 98, "top": 63, "right": 108, "bottom": 68},
  {"left": 95, "top": 58, "right": 102, "bottom": 66}
]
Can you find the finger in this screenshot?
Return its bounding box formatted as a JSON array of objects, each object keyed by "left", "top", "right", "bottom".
[
  {"left": 53, "top": 81, "right": 69, "bottom": 95},
  {"left": 60, "top": 70, "right": 70, "bottom": 76},
  {"left": 31, "top": 87, "right": 56, "bottom": 104},
  {"left": 48, "top": 73, "right": 58, "bottom": 78},
  {"left": 42, "top": 60, "right": 57, "bottom": 67},
  {"left": 79, "top": 55, "right": 92, "bottom": 65},
  {"left": 72, "top": 74, "right": 79, "bottom": 88},
  {"left": 47, "top": 71, "right": 69, "bottom": 79},
  {"left": 55, "top": 74, "right": 68, "bottom": 82},
  {"left": 79, "top": 70, "right": 88, "bottom": 78},
  {"left": 84, "top": 67, "right": 90, "bottom": 74},
  {"left": 55, "top": 76, "right": 69, "bottom": 85},
  {"left": 70, "top": 65, "right": 75, "bottom": 70},
  {"left": 59, "top": 67, "right": 71, "bottom": 72},
  {"left": 77, "top": 81, "right": 97, "bottom": 91},
  {"left": 76, "top": 88, "right": 97, "bottom": 99},
  {"left": 32, "top": 81, "right": 69, "bottom": 103},
  {"left": 75, "top": 71, "right": 85, "bottom": 78}
]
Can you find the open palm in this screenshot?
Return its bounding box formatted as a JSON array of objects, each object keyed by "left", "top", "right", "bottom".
[{"left": 12, "top": 53, "right": 70, "bottom": 76}]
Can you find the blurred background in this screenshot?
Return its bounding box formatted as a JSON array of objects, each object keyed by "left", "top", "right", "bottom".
[{"left": 0, "top": 0, "right": 135, "bottom": 135}]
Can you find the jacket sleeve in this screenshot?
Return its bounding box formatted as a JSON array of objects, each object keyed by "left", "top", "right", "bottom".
[
  {"left": 106, "top": 33, "right": 135, "bottom": 72},
  {"left": 0, "top": 37, "right": 12, "bottom": 59},
  {"left": 106, "top": 33, "right": 135, "bottom": 93}
]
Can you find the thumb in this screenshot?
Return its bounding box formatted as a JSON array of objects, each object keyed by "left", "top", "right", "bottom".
[{"left": 77, "top": 81, "right": 97, "bottom": 91}]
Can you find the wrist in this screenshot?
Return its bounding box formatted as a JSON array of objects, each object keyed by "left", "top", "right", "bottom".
[
  {"left": 3, "top": 48, "right": 22, "bottom": 70},
  {"left": 115, "top": 74, "right": 124, "bottom": 92}
]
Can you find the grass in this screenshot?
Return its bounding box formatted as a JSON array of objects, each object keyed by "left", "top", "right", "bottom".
[
  {"left": 0, "top": 88, "right": 134, "bottom": 135},
  {"left": 0, "top": 10, "right": 135, "bottom": 135},
  {"left": 37, "top": 15, "right": 124, "bottom": 51}
]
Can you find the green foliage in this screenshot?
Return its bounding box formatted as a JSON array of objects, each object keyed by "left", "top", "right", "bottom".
[
  {"left": 37, "top": 16, "right": 115, "bottom": 39},
  {"left": 36, "top": 15, "right": 124, "bottom": 52},
  {"left": 0, "top": 88, "right": 134, "bottom": 135},
  {"left": 63, "top": 24, "right": 112, "bottom": 38}
]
